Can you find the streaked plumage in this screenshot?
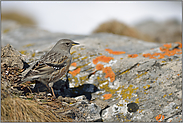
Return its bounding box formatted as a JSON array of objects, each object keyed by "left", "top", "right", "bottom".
[{"left": 21, "top": 39, "right": 79, "bottom": 91}]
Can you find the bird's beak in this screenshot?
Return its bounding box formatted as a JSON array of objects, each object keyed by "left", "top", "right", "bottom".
[{"left": 72, "top": 42, "right": 79, "bottom": 46}]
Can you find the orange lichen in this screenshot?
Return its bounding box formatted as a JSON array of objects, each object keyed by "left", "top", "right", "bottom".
[
  {"left": 158, "top": 54, "right": 165, "bottom": 59},
  {"left": 177, "top": 42, "right": 182, "bottom": 48},
  {"left": 159, "top": 47, "right": 169, "bottom": 52},
  {"left": 162, "top": 115, "right": 165, "bottom": 120},
  {"left": 105, "top": 49, "right": 113, "bottom": 53},
  {"left": 149, "top": 56, "right": 156, "bottom": 59},
  {"left": 105, "top": 49, "right": 126, "bottom": 55},
  {"left": 156, "top": 114, "right": 165, "bottom": 122},
  {"left": 156, "top": 114, "right": 162, "bottom": 121},
  {"left": 103, "top": 67, "right": 115, "bottom": 82},
  {"left": 103, "top": 94, "right": 112, "bottom": 100},
  {"left": 163, "top": 43, "right": 172, "bottom": 49},
  {"left": 128, "top": 54, "right": 138, "bottom": 58},
  {"left": 143, "top": 53, "right": 151, "bottom": 57},
  {"left": 96, "top": 64, "right": 104, "bottom": 70},
  {"left": 69, "top": 68, "right": 80, "bottom": 76},
  {"left": 152, "top": 52, "right": 161, "bottom": 57},
  {"left": 143, "top": 43, "right": 182, "bottom": 59},
  {"left": 93, "top": 55, "right": 114, "bottom": 64},
  {"left": 71, "top": 62, "right": 77, "bottom": 67}
]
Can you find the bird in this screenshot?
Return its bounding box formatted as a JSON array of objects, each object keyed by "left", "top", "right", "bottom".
[{"left": 21, "top": 39, "right": 79, "bottom": 97}]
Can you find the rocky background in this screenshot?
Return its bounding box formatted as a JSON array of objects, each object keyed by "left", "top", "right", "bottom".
[{"left": 1, "top": 19, "right": 182, "bottom": 122}]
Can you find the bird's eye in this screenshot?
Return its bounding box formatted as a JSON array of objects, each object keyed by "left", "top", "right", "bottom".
[{"left": 65, "top": 43, "right": 70, "bottom": 46}]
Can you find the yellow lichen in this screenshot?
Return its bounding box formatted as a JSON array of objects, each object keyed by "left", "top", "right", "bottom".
[
  {"left": 143, "top": 85, "right": 151, "bottom": 89},
  {"left": 71, "top": 51, "right": 76, "bottom": 55},
  {"left": 120, "top": 85, "right": 139, "bottom": 100},
  {"left": 120, "top": 69, "right": 130, "bottom": 75},
  {"left": 81, "top": 56, "right": 88, "bottom": 60},
  {"left": 80, "top": 47, "right": 85, "bottom": 50},
  {"left": 77, "top": 63, "right": 90, "bottom": 69},
  {"left": 32, "top": 52, "right": 35, "bottom": 57},
  {"left": 23, "top": 43, "right": 35, "bottom": 47},
  {"left": 3, "top": 28, "right": 10, "bottom": 33},
  {"left": 135, "top": 72, "right": 148, "bottom": 79},
  {"left": 19, "top": 50, "right": 27, "bottom": 55},
  {"left": 135, "top": 98, "right": 139, "bottom": 104}
]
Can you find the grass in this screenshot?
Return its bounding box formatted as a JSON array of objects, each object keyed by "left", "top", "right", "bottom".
[
  {"left": 1, "top": 96, "right": 74, "bottom": 122},
  {"left": 93, "top": 19, "right": 154, "bottom": 42},
  {"left": 1, "top": 12, "right": 36, "bottom": 26}
]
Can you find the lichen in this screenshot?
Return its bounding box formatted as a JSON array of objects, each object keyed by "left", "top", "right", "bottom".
[
  {"left": 105, "top": 49, "right": 126, "bottom": 55},
  {"left": 93, "top": 55, "right": 114, "bottom": 64},
  {"left": 103, "top": 94, "right": 112, "bottom": 100},
  {"left": 128, "top": 54, "right": 138, "bottom": 58},
  {"left": 69, "top": 68, "right": 81, "bottom": 76}
]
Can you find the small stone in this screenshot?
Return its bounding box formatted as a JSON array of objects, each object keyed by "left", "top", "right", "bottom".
[
  {"left": 127, "top": 102, "right": 139, "bottom": 113},
  {"left": 94, "top": 99, "right": 109, "bottom": 110},
  {"left": 75, "top": 95, "right": 87, "bottom": 101}
]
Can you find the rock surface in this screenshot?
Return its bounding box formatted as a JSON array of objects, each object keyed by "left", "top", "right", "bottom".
[{"left": 1, "top": 20, "right": 182, "bottom": 122}]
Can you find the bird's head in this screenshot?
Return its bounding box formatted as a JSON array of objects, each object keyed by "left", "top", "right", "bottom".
[{"left": 53, "top": 39, "right": 79, "bottom": 52}]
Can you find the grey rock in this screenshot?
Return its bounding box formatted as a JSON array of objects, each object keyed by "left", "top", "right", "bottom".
[
  {"left": 1, "top": 44, "right": 27, "bottom": 69},
  {"left": 1, "top": 20, "right": 182, "bottom": 122}
]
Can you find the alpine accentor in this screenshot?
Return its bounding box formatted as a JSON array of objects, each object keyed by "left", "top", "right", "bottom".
[{"left": 21, "top": 39, "right": 79, "bottom": 96}]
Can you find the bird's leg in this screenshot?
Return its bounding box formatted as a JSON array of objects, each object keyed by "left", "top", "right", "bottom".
[
  {"left": 66, "top": 71, "right": 69, "bottom": 89},
  {"left": 45, "top": 84, "right": 56, "bottom": 99},
  {"left": 27, "top": 86, "right": 32, "bottom": 93},
  {"left": 51, "top": 87, "right": 56, "bottom": 99}
]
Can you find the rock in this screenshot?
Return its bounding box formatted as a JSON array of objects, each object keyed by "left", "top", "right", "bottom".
[
  {"left": 1, "top": 20, "right": 182, "bottom": 122},
  {"left": 93, "top": 99, "right": 109, "bottom": 110},
  {"left": 1, "top": 44, "right": 27, "bottom": 69},
  {"left": 74, "top": 102, "right": 102, "bottom": 122}
]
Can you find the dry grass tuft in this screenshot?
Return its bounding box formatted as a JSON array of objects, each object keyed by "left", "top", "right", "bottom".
[
  {"left": 1, "top": 96, "right": 73, "bottom": 122},
  {"left": 1, "top": 12, "right": 36, "bottom": 26},
  {"left": 93, "top": 20, "right": 154, "bottom": 42}
]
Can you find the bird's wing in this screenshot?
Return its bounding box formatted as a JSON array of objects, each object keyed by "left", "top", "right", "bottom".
[{"left": 23, "top": 55, "right": 69, "bottom": 80}]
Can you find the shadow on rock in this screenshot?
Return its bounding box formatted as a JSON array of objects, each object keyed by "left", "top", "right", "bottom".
[
  {"left": 30, "top": 80, "right": 99, "bottom": 101},
  {"left": 69, "top": 84, "right": 100, "bottom": 100}
]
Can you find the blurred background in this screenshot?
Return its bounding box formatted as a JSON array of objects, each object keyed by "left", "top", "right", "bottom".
[{"left": 1, "top": 1, "right": 182, "bottom": 43}]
